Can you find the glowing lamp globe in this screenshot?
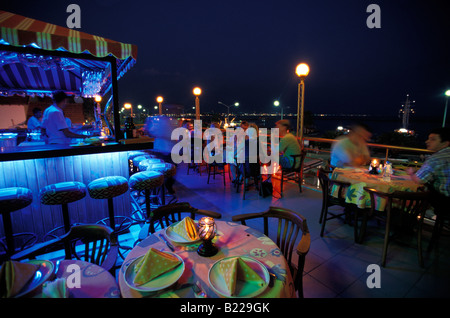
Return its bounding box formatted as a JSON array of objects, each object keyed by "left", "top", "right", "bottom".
[
  {"left": 295, "top": 63, "right": 310, "bottom": 78},
  {"left": 193, "top": 87, "right": 202, "bottom": 96}
]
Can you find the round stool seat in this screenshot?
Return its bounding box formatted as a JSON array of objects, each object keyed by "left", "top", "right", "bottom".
[
  {"left": 40, "top": 182, "right": 86, "bottom": 205},
  {"left": 132, "top": 155, "right": 154, "bottom": 168},
  {"left": 0, "top": 187, "right": 33, "bottom": 212},
  {"left": 128, "top": 151, "right": 153, "bottom": 161},
  {"left": 87, "top": 176, "right": 128, "bottom": 199},
  {"left": 129, "top": 171, "right": 164, "bottom": 191},
  {"left": 138, "top": 158, "right": 165, "bottom": 171},
  {"left": 146, "top": 162, "right": 177, "bottom": 178}
]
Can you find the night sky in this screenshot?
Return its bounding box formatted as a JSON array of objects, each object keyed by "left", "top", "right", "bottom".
[{"left": 2, "top": 0, "right": 450, "bottom": 118}]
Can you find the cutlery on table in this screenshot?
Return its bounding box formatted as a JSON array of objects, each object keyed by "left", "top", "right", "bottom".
[{"left": 159, "top": 233, "right": 175, "bottom": 252}]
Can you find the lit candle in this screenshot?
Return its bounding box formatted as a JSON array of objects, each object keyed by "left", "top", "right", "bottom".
[
  {"left": 198, "top": 217, "right": 216, "bottom": 241},
  {"left": 197, "top": 217, "right": 218, "bottom": 257}
]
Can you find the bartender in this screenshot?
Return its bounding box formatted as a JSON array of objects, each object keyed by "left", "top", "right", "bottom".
[
  {"left": 41, "top": 91, "right": 88, "bottom": 144},
  {"left": 27, "top": 107, "right": 43, "bottom": 130}
]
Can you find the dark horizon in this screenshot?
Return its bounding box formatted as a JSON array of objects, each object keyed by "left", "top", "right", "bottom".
[{"left": 1, "top": 0, "right": 450, "bottom": 120}]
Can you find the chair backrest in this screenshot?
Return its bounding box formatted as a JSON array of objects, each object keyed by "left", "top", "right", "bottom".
[
  {"left": 364, "top": 187, "right": 431, "bottom": 218},
  {"left": 149, "top": 202, "right": 222, "bottom": 233},
  {"left": 63, "top": 225, "right": 117, "bottom": 268},
  {"left": 318, "top": 168, "right": 350, "bottom": 201},
  {"left": 231, "top": 206, "right": 310, "bottom": 296},
  {"left": 289, "top": 149, "right": 307, "bottom": 172},
  {"left": 12, "top": 224, "right": 118, "bottom": 272}
]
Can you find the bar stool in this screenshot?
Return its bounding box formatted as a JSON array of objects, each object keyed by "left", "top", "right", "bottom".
[
  {"left": 129, "top": 170, "right": 164, "bottom": 243},
  {"left": 40, "top": 182, "right": 87, "bottom": 241},
  {"left": 138, "top": 158, "right": 165, "bottom": 172},
  {"left": 0, "top": 187, "right": 36, "bottom": 260},
  {"left": 144, "top": 162, "right": 177, "bottom": 205},
  {"left": 132, "top": 155, "right": 155, "bottom": 174},
  {"left": 87, "top": 176, "right": 131, "bottom": 258},
  {"left": 128, "top": 151, "right": 154, "bottom": 175}
]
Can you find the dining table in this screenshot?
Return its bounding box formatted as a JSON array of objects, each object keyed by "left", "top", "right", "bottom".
[
  {"left": 331, "top": 167, "right": 420, "bottom": 211},
  {"left": 118, "top": 220, "right": 296, "bottom": 298}
]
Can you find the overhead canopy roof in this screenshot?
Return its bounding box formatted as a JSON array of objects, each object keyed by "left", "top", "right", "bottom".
[{"left": 0, "top": 10, "right": 137, "bottom": 98}]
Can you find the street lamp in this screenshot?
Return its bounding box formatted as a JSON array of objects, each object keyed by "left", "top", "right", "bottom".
[
  {"left": 218, "top": 101, "right": 239, "bottom": 119},
  {"left": 443, "top": 90, "right": 450, "bottom": 128},
  {"left": 274, "top": 100, "right": 283, "bottom": 119},
  {"left": 295, "top": 63, "right": 310, "bottom": 146},
  {"left": 124, "top": 102, "right": 133, "bottom": 117},
  {"left": 157, "top": 96, "right": 164, "bottom": 115},
  {"left": 193, "top": 87, "right": 202, "bottom": 120}
]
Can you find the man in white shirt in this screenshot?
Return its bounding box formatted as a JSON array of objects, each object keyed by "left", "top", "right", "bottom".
[
  {"left": 42, "top": 91, "right": 87, "bottom": 144},
  {"left": 27, "top": 108, "right": 43, "bottom": 130}
]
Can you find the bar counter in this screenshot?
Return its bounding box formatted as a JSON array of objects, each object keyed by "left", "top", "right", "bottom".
[{"left": 0, "top": 139, "right": 154, "bottom": 244}]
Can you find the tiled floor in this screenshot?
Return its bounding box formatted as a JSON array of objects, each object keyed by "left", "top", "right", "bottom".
[{"left": 118, "top": 163, "right": 450, "bottom": 298}]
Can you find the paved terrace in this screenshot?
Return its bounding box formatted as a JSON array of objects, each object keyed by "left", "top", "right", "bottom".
[{"left": 119, "top": 161, "right": 450, "bottom": 298}]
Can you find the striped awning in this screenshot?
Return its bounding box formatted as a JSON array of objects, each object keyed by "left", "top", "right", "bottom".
[{"left": 0, "top": 10, "right": 137, "bottom": 97}]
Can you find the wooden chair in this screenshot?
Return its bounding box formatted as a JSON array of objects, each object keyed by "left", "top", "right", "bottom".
[
  {"left": 278, "top": 150, "right": 307, "bottom": 197},
  {"left": 426, "top": 188, "right": 450, "bottom": 253},
  {"left": 362, "top": 187, "right": 430, "bottom": 267},
  {"left": 12, "top": 224, "right": 118, "bottom": 275},
  {"left": 134, "top": 202, "right": 222, "bottom": 244},
  {"left": 317, "top": 168, "right": 354, "bottom": 239},
  {"left": 232, "top": 206, "right": 310, "bottom": 298},
  {"left": 235, "top": 162, "right": 262, "bottom": 200}
]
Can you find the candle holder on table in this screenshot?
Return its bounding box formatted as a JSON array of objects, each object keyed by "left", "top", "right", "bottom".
[{"left": 197, "top": 217, "right": 218, "bottom": 257}]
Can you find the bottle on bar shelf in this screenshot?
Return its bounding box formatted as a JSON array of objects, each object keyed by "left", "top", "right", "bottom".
[{"left": 124, "top": 117, "right": 137, "bottom": 139}]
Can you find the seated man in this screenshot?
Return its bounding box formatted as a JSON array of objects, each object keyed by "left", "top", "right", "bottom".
[
  {"left": 330, "top": 123, "right": 372, "bottom": 168},
  {"left": 275, "top": 119, "right": 302, "bottom": 169},
  {"left": 408, "top": 127, "right": 450, "bottom": 199}
]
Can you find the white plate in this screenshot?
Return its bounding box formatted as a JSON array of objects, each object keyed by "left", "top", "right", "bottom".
[
  {"left": 123, "top": 252, "right": 185, "bottom": 293},
  {"left": 165, "top": 220, "right": 201, "bottom": 244},
  {"left": 15, "top": 260, "right": 55, "bottom": 298},
  {"left": 208, "top": 256, "right": 270, "bottom": 298}
]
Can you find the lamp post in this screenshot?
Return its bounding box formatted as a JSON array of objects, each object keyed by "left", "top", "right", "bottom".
[
  {"left": 295, "top": 63, "right": 310, "bottom": 147},
  {"left": 193, "top": 87, "right": 201, "bottom": 120},
  {"left": 124, "top": 102, "right": 133, "bottom": 117},
  {"left": 218, "top": 101, "right": 239, "bottom": 122},
  {"left": 274, "top": 100, "right": 283, "bottom": 119},
  {"left": 443, "top": 90, "right": 450, "bottom": 128},
  {"left": 156, "top": 96, "right": 164, "bottom": 115}
]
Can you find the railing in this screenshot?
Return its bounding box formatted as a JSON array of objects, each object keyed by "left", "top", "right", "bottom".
[{"left": 303, "top": 136, "right": 432, "bottom": 164}]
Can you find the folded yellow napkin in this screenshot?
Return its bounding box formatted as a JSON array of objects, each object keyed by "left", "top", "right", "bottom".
[
  {"left": 41, "top": 278, "right": 68, "bottom": 298},
  {"left": 218, "top": 257, "right": 265, "bottom": 296},
  {"left": 0, "top": 260, "right": 38, "bottom": 298},
  {"left": 133, "top": 248, "right": 182, "bottom": 286},
  {"left": 172, "top": 217, "right": 199, "bottom": 241}
]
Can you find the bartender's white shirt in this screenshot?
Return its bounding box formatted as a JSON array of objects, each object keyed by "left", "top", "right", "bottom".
[
  {"left": 41, "top": 105, "right": 69, "bottom": 144},
  {"left": 27, "top": 116, "right": 42, "bottom": 130}
]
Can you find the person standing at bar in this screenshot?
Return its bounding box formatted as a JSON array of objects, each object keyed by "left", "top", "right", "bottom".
[{"left": 41, "top": 91, "right": 88, "bottom": 144}]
